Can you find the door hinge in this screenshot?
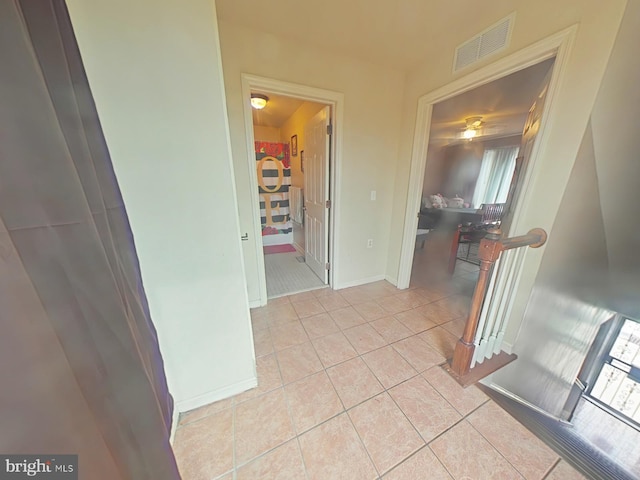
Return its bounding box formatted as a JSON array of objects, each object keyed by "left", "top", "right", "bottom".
[
  {"left": 326, "top": 200, "right": 331, "bottom": 208},
  {"left": 327, "top": 124, "right": 333, "bottom": 135},
  {"left": 325, "top": 262, "right": 330, "bottom": 270}
]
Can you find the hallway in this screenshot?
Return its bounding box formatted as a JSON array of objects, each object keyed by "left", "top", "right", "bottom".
[{"left": 172, "top": 257, "right": 584, "bottom": 479}]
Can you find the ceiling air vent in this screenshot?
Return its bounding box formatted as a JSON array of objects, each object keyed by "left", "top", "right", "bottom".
[{"left": 453, "top": 14, "right": 514, "bottom": 73}]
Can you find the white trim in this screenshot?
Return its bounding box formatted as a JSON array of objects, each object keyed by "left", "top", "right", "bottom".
[
  {"left": 169, "top": 404, "right": 180, "bottom": 445},
  {"left": 385, "top": 275, "right": 398, "bottom": 286},
  {"left": 335, "top": 274, "right": 386, "bottom": 290},
  {"left": 174, "top": 377, "right": 257, "bottom": 414},
  {"left": 293, "top": 240, "right": 304, "bottom": 254},
  {"left": 241, "top": 74, "right": 345, "bottom": 306},
  {"left": 248, "top": 299, "right": 261, "bottom": 309},
  {"left": 397, "top": 25, "right": 578, "bottom": 289}
]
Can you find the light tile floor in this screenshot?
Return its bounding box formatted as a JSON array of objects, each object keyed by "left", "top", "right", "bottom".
[{"left": 173, "top": 249, "right": 585, "bottom": 479}]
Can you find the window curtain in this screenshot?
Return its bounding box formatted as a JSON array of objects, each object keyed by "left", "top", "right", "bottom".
[
  {"left": 0, "top": 1, "right": 178, "bottom": 478},
  {"left": 472, "top": 146, "right": 519, "bottom": 208}
]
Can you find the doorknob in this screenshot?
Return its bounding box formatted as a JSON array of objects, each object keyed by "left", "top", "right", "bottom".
[{"left": 241, "top": 233, "right": 249, "bottom": 241}]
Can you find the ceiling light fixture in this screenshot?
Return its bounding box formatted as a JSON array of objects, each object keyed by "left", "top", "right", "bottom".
[
  {"left": 463, "top": 116, "right": 483, "bottom": 140},
  {"left": 463, "top": 128, "right": 477, "bottom": 139},
  {"left": 251, "top": 93, "right": 269, "bottom": 110}
]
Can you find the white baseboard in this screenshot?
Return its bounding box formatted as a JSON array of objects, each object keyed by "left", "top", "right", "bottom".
[
  {"left": 169, "top": 403, "right": 180, "bottom": 445},
  {"left": 173, "top": 377, "right": 257, "bottom": 419},
  {"left": 502, "top": 341, "right": 514, "bottom": 354},
  {"left": 335, "top": 274, "right": 386, "bottom": 290},
  {"left": 385, "top": 275, "right": 399, "bottom": 287},
  {"left": 249, "top": 299, "right": 262, "bottom": 309}
]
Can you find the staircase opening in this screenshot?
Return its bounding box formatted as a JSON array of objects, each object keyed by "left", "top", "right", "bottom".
[{"left": 579, "top": 315, "right": 640, "bottom": 430}]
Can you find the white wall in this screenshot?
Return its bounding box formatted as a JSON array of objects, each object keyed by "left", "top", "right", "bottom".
[
  {"left": 387, "top": 0, "right": 627, "bottom": 334},
  {"left": 253, "top": 125, "right": 281, "bottom": 142},
  {"left": 218, "top": 21, "right": 406, "bottom": 300},
  {"left": 590, "top": 0, "right": 640, "bottom": 306},
  {"left": 280, "top": 101, "right": 326, "bottom": 190},
  {"left": 66, "top": 0, "right": 256, "bottom": 411}
]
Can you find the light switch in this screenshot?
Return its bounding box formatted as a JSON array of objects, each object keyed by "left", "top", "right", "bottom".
[{"left": 370, "top": 190, "right": 376, "bottom": 201}]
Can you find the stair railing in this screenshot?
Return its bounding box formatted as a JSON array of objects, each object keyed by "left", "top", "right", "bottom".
[{"left": 447, "top": 226, "right": 547, "bottom": 385}]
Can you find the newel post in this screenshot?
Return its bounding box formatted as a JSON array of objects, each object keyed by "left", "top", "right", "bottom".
[{"left": 449, "top": 227, "right": 503, "bottom": 377}]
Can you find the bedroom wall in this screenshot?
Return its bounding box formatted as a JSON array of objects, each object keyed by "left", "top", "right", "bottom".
[
  {"left": 218, "top": 20, "right": 405, "bottom": 301},
  {"left": 280, "top": 101, "right": 325, "bottom": 190},
  {"left": 253, "top": 125, "right": 280, "bottom": 142}
]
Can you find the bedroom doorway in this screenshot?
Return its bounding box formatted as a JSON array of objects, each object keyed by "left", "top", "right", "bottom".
[
  {"left": 241, "top": 75, "right": 344, "bottom": 304},
  {"left": 396, "top": 27, "right": 575, "bottom": 290},
  {"left": 411, "top": 58, "right": 555, "bottom": 289},
  {"left": 251, "top": 93, "right": 330, "bottom": 298}
]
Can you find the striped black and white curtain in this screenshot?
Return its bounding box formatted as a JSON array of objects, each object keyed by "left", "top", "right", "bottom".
[{"left": 255, "top": 142, "right": 292, "bottom": 243}]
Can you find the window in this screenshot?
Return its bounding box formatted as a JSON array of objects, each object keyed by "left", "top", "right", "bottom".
[
  {"left": 471, "top": 145, "right": 519, "bottom": 208},
  {"left": 587, "top": 318, "right": 640, "bottom": 427}
]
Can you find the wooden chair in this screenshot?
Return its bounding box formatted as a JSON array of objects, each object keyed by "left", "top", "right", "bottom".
[
  {"left": 479, "top": 203, "right": 505, "bottom": 225},
  {"left": 448, "top": 203, "right": 505, "bottom": 273}
]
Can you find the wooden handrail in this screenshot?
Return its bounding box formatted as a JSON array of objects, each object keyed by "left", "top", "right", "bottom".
[{"left": 449, "top": 226, "right": 547, "bottom": 378}]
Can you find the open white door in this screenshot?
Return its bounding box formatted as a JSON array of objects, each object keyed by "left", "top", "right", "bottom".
[
  {"left": 502, "top": 66, "right": 552, "bottom": 233},
  {"left": 303, "top": 106, "right": 331, "bottom": 283}
]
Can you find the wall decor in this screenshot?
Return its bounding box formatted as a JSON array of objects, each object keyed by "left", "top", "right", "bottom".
[
  {"left": 300, "top": 150, "right": 305, "bottom": 172},
  {"left": 291, "top": 134, "right": 298, "bottom": 156}
]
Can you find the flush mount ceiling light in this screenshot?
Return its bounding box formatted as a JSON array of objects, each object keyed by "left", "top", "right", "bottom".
[
  {"left": 463, "top": 116, "right": 483, "bottom": 139},
  {"left": 251, "top": 93, "right": 269, "bottom": 110}
]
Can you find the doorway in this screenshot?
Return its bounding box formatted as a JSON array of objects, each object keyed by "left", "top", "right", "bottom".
[
  {"left": 396, "top": 26, "right": 576, "bottom": 290},
  {"left": 241, "top": 75, "right": 344, "bottom": 304},
  {"left": 251, "top": 92, "right": 330, "bottom": 298},
  {"left": 410, "top": 59, "right": 555, "bottom": 288}
]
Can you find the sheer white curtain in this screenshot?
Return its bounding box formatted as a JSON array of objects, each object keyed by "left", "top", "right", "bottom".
[{"left": 472, "top": 145, "right": 519, "bottom": 208}]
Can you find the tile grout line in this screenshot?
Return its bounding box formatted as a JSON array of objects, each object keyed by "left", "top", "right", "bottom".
[
  {"left": 465, "top": 401, "right": 562, "bottom": 480},
  {"left": 238, "top": 281, "right": 475, "bottom": 477},
  {"left": 231, "top": 401, "right": 237, "bottom": 480},
  {"left": 175, "top": 281, "right": 472, "bottom": 478},
  {"left": 344, "top": 406, "right": 383, "bottom": 480},
  {"left": 422, "top": 398, "right": 492, "bottom": 448},
  {"left": 464, "top": 413, "right": 531, "bottom": 479},
  {"left": 541, "top": 457, "right": 562, "bottom": 479}
]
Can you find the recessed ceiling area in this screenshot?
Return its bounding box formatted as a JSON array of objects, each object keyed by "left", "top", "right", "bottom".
[
  {"left": 430, "top": 58, "right": 555, "bottom": 145},
  {"left": 251, "top": 92, "right": 304, "bottom": 128}
]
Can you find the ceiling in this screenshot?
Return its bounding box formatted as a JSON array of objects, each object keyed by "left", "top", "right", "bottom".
[
  {"left": 251, "top": 59, "right": 554, "bottom": 138},
  {"left": 216, "top": 0, "right": 521, "bottom": 71},
  {"left": 251, "top": 92, "right": 305, "bottom": 128},
  {"left": 430, "top": 58, "right": 555, "bottom": 145}
]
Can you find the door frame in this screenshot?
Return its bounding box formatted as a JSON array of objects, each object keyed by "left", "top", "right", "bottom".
[
  {"left": 396, "top": 25, "right": 577, "bottom": 289},
  {"left": 241, "top": 74, "right": 344, "bottom": 306}
]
